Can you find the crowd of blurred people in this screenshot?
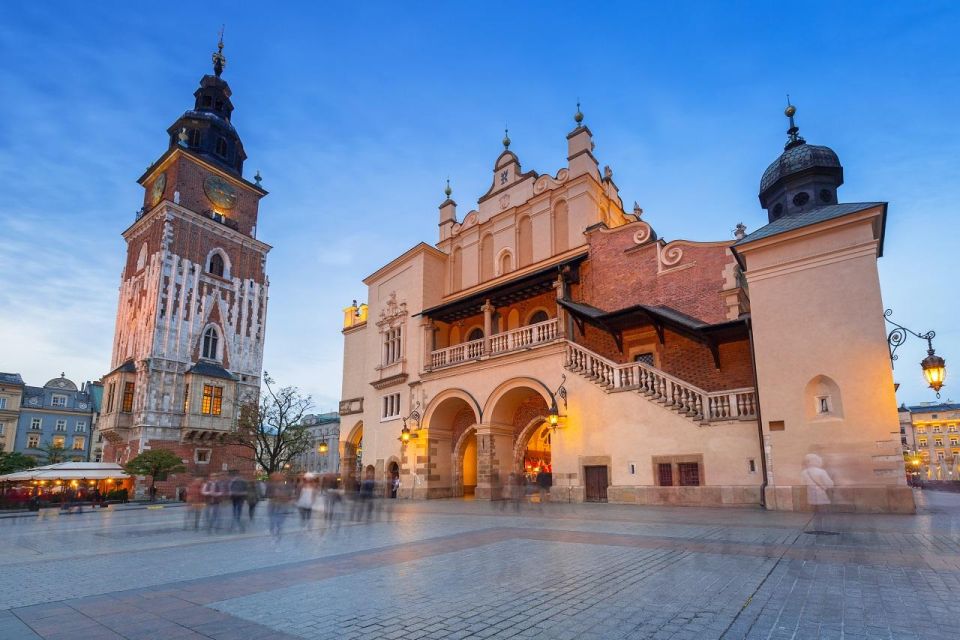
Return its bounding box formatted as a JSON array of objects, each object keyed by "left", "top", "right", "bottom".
[{"left": 182, "top": 468, "right": 398, "bottom": 540}]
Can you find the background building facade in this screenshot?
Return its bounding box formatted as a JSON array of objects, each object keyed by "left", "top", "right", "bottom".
[
  {"left": 906, "top": 402, "right": 960, "bottom": 480},
  {"left": 14, "top": 374, "right": 92, "bottom": 462},
  {"left": 290, "top": 412, "right": 341, "bottom": 475},
  {"left": 0, "top": 372, "right": 24, "bottom": 453}
]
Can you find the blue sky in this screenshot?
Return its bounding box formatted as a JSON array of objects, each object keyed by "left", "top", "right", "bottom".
[{"left": 0, "top": 1, "right": 957, "bottom": 409}]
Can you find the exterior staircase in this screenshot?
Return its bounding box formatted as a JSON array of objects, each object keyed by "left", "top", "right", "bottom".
[{"left": 564, "top": 341, "right": 757, "bottom": 426}]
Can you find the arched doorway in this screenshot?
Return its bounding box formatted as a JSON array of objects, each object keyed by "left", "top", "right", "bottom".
[
  {"left": 484, "top": 380, "right": 552, "bottom": 498},
  {"left": 421, "top": 390, "right": 481, "bottom": 499},
  {"left": 388, "top": 461, "right": 400, "bottom": 498},
  {"left": 516, "top": 420, "right": 552, "bottom": 482},
  {"left": 341, "top": 421, "right": 363, "bottom": 490},
  {"left": 454, "top": 427, "right": 478, "bottom": 498}
]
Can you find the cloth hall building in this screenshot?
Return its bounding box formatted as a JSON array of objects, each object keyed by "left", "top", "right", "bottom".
[{"left": 339, "top": 105, "right": 913, "bottom": 513}]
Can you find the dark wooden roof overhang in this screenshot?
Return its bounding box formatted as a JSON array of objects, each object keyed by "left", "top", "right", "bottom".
[
  {"left": 420, "top": 254, "right": 587, "bottom": 323},
  {"left": 558, "top": 298, "right": 749, "bottom": 369}
]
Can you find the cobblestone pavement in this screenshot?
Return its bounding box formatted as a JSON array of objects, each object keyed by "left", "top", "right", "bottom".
[{"left": 1, "top": 490, "right": 959, "bottom": 639}]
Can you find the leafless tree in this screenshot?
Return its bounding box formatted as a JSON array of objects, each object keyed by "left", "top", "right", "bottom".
[{"left": 231, "top": 373, "right": 313, "bottom": 475}]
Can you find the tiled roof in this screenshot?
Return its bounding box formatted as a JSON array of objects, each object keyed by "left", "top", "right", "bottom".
[
  {"left": 734, "top": 202, "right": 885, "bottom": 247},
  {"left": 907, "top": 403, "right": 960, "bottom": 413},
  {"left": 0, "top": 372, "right": 24, "bottom": 385},
  {"left": 186, "top": 361, "right": 237, "bottom": 381}
]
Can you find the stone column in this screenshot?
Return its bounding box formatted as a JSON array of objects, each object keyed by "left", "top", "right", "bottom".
[
  {"left": 482, "top": 299, "right": 494, "bottom": 354},
  {"left": 416, "top": 429, "right": 453, "bottom": 499},
  {"left": 553, "top": 274, "right": 567, "bottom": 339},
  {"left": 421, "top": 317, "right": 435, "bottom": 371},
  {"left": 475, "top": 423, "right": 516, "bottom": 500}
]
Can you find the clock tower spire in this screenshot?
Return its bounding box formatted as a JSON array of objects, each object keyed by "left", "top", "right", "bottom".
[{"left": 98, "top": 43, "right": 271, "bottom": 496}]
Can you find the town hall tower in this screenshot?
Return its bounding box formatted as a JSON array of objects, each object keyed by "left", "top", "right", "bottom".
[{"left": 98, "top": 39, "right": 270, "bottom": 493}]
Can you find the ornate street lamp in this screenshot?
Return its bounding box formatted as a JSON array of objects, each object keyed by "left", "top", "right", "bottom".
[
  {"left": 548, "top": 375, "right": 568, "bottom": 429},
  {"left": 318, "top": 439, "right": 329, "bottom": 455},
  {"left": 398, "top": 401, "right": 421, "bottom": 443},
  {"left": 885, "top": 309, "right": 947, "bottom": 398}
]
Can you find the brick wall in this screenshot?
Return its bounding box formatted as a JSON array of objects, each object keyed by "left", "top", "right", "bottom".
[{"left": 577, "top": 223, "right": 738, "bottom": 324}]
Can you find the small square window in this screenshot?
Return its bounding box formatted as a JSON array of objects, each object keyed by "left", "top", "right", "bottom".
[
  {"left": 30, "top": 418, "right": 41, "bottom": 430},
  {"left": 195, "top": 449, "right": 211, "bottom": 464},
  {"left": 55, "top": 420, "right": 67, "bottom": 432},
  {"left": 51, "top": 395, "right": 67, "bottom": 408},
  {"left": 75, "top": 422, "right": 86, "bottom": 433},
  {"left": 27, "top": 434, "right": 40, "bottom": 449},
  {"left": 816, "top": 396, "right": 831, "bottom": 414}
]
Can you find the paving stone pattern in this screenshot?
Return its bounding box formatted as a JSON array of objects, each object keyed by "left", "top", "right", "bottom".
[{"left": 1, "top": 491, "right": 959, "bottom": 639}]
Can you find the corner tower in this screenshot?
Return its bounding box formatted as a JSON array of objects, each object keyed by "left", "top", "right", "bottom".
[{"left": 99, "top": 39, "right": 270, "bottom": 494}]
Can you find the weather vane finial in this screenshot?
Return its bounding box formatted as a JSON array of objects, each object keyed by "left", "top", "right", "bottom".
[
  {"left": 574, "top": 98, "right": 584, "bottom": 125},
  {"left": 783, "top": 94, "right": 804, "bottom": 149},
  {"left": 212, "top": 25, "right": 227, "bottom": 77},
  {"left": 502, "top": 126, "right": 511, "bottom": 149}
]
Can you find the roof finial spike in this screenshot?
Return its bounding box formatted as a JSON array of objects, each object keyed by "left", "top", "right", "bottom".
[
  {"left": 502, "top": 126, "right": 511, "bottom": 149},
  {"left": 783, "top": 94, "right": 805, "bottom": 150},
  {"left": 212, "top": 25, "right": 227, "bottom": 77},
  {"left": 444, "top": 178, "right": 452, "bottom": 198},
  {"left": 574, "top": 98, "right": 584, "bottom": 125}
]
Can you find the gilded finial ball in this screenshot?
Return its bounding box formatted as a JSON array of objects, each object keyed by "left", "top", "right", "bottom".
[
  {"left": 784, "top": 104, "right": 796, "bottom": 118},
  {"left": 502, "top": 130, "right": 511, "bottom": 149},
  {"left": 574, "top": 106, "right": 583, "bottom": 124}
]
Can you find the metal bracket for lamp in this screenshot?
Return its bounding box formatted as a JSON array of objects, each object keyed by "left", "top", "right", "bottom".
[
  {"left": 885, "top": 309, "right": 947, "bottom": 398},
  {"left": 548, "top": 375, "right": 568, "bottom": 429},
  {"left": 400, "top": 401, "right": 422, "bottom": 443}
]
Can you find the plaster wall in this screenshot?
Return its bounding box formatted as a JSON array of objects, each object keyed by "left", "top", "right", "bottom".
[{"left": 741, "top": 213, "right": 911, "bottom": 512}]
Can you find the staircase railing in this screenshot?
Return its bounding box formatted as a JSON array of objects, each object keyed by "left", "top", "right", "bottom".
[{"left": 564, "top": 341, "right": 757, "bottom": 423}]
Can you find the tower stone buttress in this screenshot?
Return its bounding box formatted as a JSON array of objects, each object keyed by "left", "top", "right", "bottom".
[{"left": 99, "top": 42, "right": 270, "bottom": 493}]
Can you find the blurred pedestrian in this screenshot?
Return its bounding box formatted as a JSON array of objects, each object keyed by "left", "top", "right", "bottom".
[
  {"left": 536, "top": 469, "right": 551, "bottom": 509},
  {"left": 228, "top": 470, "right": 248, "bottom": 532},
  {"left": 184, "top": 476, "right": 205, "bottom": 530},
  {"left": 246, "top": 476, "right": 260, "bottom": 521},
  {"left": 296, "top": 473, "right": 318, "bottom": 529},
  {"left": 202, "top": 473, "right": 223, "bottom": 532},
  {"left": 267, "top": 472, "right": 293, "bottom": 543},
  {"left": 359, "top": 469, "right": 376, "bottom": 522}
]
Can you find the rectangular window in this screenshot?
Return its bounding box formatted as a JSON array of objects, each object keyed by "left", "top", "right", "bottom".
[
  {"left": 917, "top": 426, "right": 926, "bottom": 434},
  {"left": 0, "top": 397, "right": 6, "bottom": 409},
  {"left": 72, "top": 436, "right": 85, "bottom": 451},
  {"left": 919, "top": 438, "right": 928, "bottom": 447},
  {"left": 678, "top": 463, "right": 701, "bottom": 486},
  {"left": 106, "top": 383, "right": 116, "bottom": 413},
  {"left": 183, "top": 383, "right": 190, "bottom": 413},
  {"left": 937, "top": 451, "right": 945, "bottom": 460},
  {"left": 51, "top": 394, "right": 67, "bottom": 408},
  {"left": 202, "top": 385, "right": 223, "bottom": 416},
  {"left": 817, "top": 396, "right": 830, "bottom": 414},
  {"left": 933, "top": 426, "right": 942, "bottom": 433},
  {"left": 122, "top": 382, "right": 135, "bottom": 412},
  {"left": 75, "top": 421, "right": 86, "bottom": 433},
  {"left": 951, "top": 437, "right": 958, "bottom": 447},
  {"left": 56, "top": 420, "right": 67, "bottom": 432},
  {"left": 381, "top": 393, "right": 401, "bottom": 419},
  {"left": 30, "top": 418, "right": 41, "bottom": 430},
  {"left": 383, "top": 327, "right": 403, "bottom": 365},
  {"left": 195, "top": 449, "right": 211, "bottom": 464},
  {"left": 950, "top": 425, "right": 958, "bottom": 433},
  {"left": 0, "top": 422, "right": 5, "bottom": 436},
  {"left": 27, "top": 434, "right": 40, "bottom": 449},
  {"left": 657, "top": 463, "right": 673, "bottom": 487},
  {"left": 52, "top": 435, "right": 65, "bottom": 448},
  {"left": 935, "top": 438, "right": 944, "bottom": 447}
]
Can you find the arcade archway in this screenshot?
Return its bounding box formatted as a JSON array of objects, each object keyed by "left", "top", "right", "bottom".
[
  {"left": 341, "top": 421, "right": 363, "bottom": 489},
  {"left": 422, "top": 390, "right": 480, "bottom": 498}
]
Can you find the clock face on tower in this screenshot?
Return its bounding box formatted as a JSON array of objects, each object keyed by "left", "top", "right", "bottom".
[
  {"left": 149, "top": 172, "right": 167, "bottom": 207},
  {"left": 203, "top": 175, "right": 238, "bottom": 210}
]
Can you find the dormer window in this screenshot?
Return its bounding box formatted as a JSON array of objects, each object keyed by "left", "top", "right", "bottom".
[
  {"left": 215, "top": 137, "right": 228, "bottom": 158},
  {"left": 202, "top": 326, "right": 220, "bottom": 360}
]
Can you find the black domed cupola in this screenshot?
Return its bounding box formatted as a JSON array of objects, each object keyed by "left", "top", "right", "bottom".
[
  {"left": 759, "top": 101, "right": 843, "bottom": 223},
  {"left": 166, "top": 35, "right": 247, "bottom": 177}
]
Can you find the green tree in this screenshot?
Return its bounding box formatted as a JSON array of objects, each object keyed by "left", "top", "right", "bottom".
[
  {"left": 0, "top": 451, "right": 36, "bottom": 475},
  {"left": 123, "top": 449, "right": 186, "bottom": 500},
  {"left": 230, "top": 373, "right": 312, "bottom": 475},
  {"left": 36, "top": 442, "right": 67, "bottom": 464}
]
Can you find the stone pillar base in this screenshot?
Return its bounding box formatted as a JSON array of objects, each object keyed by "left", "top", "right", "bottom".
[{"left": 764, "top": 484, "right": 916, "bottom": 514}]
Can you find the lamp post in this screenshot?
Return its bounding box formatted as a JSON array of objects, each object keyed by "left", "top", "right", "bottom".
[{"left": 885, "top": 309, "right": 947, "bottom": 398}]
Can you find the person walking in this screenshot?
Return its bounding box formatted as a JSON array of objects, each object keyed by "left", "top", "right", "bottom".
[
  {"left": 184, "top": 476, "right": 205, "bottom": 530},
  {"left": 296, "top": 473, "right": 318, "bottom": 530},
  {"left": 266, "top": 472, "right": 293, "bottom": 543},
  {"left": 201, "top": 473, "right": 223, "bottom": 533},
  {"left": 245, "top": 476, "right": 260, "bottom": 522},
  {"left": 227, "top": 471, "right": 248, "bottom": 532}
]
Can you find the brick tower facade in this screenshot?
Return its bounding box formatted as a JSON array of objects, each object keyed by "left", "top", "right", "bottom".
[{"left": 99, "top": 40, "right": 270, "bottom": 497}]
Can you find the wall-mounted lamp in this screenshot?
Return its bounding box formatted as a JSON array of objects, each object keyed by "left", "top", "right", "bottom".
[
  {"left": 399, "top": 401, "right": 422, "bottom": 443},
  {"left": 886, "top": 309, "right": 947, "bottom": 398}
]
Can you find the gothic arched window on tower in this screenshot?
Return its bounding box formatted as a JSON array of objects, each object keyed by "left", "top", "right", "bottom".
[
  {"left": 215, "top": 137, "right": 228, "bottom": 158},
  {"left": 188, "top": 129, "right": 201, "bottom": 147},
  {"left": 208, "top": 252, "right": 225, "bottom": 277},
  {"left": 202, "top": 326, "right": 220, "bottom": 360}
]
